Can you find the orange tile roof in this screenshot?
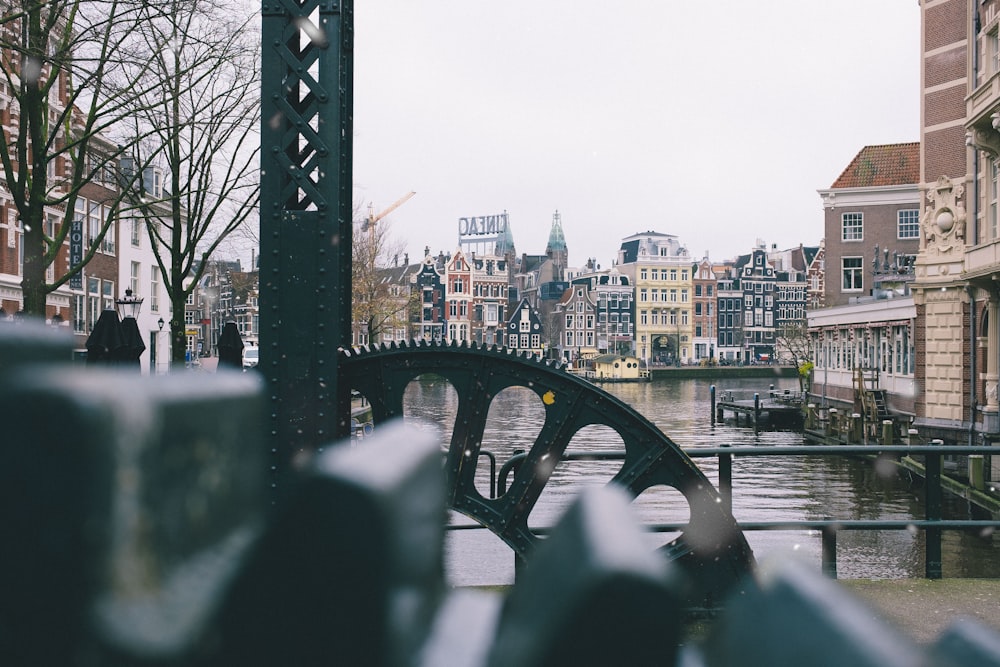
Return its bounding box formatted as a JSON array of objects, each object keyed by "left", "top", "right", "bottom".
[{"left": 830, "top": 142, "right": 920, "bottom": 189}]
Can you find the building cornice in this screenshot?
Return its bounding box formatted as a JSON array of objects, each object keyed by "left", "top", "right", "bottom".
[{"left": 817, "top": 184, "right": 920, "bottom": 210}]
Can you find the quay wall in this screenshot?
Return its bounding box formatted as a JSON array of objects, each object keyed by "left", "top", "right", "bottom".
[{"left": 649, "top": 365, "right": 798, "bottom": 381}]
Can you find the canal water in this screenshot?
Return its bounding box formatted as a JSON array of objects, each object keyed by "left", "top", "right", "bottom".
[{"left": 400, "top": 375, "right": 1000, "bottom": 586}]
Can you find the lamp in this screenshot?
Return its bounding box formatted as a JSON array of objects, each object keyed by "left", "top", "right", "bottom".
[
  {"left": 158, "top": 317, "right": 164, "bottom": 331},
  {"left": 115, "top": 288, "right": 144, "bottom": 320}
]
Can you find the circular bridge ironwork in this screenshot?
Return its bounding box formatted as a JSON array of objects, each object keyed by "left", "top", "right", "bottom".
[{"left": 341, "top": 340, "right": 755, "bottom": 607}]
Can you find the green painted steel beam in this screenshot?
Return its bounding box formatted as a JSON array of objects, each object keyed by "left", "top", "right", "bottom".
[{"left": 259, "top": 0, "right": 354, "bottom": 475}]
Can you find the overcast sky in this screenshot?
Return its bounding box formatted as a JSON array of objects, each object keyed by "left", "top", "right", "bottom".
[{"left": 352, "top": 1, "right": 920, "bottom": 269}]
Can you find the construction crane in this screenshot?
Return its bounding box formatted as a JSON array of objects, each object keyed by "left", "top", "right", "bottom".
[{"left": 363, "top": 191, "right": 416, "bottom": 240}]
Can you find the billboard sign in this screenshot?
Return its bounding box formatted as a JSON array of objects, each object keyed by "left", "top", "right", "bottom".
[{"left": 458, "top": 212, "right": 509, "bottom": 240}]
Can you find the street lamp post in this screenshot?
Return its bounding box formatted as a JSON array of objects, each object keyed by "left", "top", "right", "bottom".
[
  {"left": 113, "top": 289, "right": 146, "bottom": 371},
  {"left": 114, "top": 288, "right": 143, "bottom": 321}
]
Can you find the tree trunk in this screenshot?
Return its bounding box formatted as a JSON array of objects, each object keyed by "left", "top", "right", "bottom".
[
  {"left": 19, "top": 10, "right": 53, "bottom": 317},
  {"left": 170, "top": 293, "right": 188, "bottom": 366}
]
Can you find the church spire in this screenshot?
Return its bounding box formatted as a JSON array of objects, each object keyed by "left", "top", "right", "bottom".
[
  {"left": 494, "top": 210, "right": 516, "bottom": 258},
  {"left": 546, "top": 210, "right": 568, "bottom": 268}
]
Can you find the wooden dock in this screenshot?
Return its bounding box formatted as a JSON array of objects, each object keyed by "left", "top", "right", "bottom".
[{"left": 711, "top": 386, "right": 805, "bottom": 432}]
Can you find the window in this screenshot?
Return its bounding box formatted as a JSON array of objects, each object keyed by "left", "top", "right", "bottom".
[
  {"left": 88, "top": 200, "right": 101, "bottom": 244},
  {"left": 992, "top": 159, "right": 999, "bottom": 241},
  {"left": 842, "top": 212, "right": 863, "bottom": 241},
  {"left": 130, "top": 262, "right": 140, "bottom": 296},
  {"left": 842, "top": 257, "right": 863, "bottom": 291},
  {"left": 73, "top": 295, "right": 85, "bottom": 333},
  {"left": 102, "top": 280, "right": 114, "bottom": 310},
  {"left": 103, "top": 214, "right": 115, "bottom": 254},
  {"left": 88, "top": 278, "right": 100, "bottom": 331},
  {"left": 152, "top": 168, "right": 163, "bottom": 197},
  {"left": 150, "top": 270, "right": 160, "bottom": 312},
  {"left": 991, "top": 28, "right": 1000, "bottom": 76},
  {"left": 897, "top": 209, "right": 919, "bottom": 239},
  {"left": 131, "top": 216, "right": 141, "bottom": 246}
]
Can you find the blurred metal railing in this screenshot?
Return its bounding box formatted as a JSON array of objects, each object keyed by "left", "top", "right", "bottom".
[{"left": 489, "top": 444, "right": 1000, "bottom": 579}]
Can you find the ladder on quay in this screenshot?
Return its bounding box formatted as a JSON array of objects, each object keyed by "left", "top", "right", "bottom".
[{"left": 854, "top": 366, "right": 891, "bottom": 439}]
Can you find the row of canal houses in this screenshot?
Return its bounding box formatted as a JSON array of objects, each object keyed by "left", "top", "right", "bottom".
[{"left": 359, "top": 209, "right": 821, "bottom": 369}]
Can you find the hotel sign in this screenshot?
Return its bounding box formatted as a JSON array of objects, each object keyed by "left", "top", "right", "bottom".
[{"left": 69, "top": 219, "right": 83, "bottom": 289}]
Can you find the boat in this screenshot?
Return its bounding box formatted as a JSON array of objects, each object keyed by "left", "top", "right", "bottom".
[{"left": 569, "top": 354, "right": 650, "bottom": 383}]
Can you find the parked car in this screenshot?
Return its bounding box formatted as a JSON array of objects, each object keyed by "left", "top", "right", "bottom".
[{"left": 242, "top": 346, "right": 259, "bottom": 369}]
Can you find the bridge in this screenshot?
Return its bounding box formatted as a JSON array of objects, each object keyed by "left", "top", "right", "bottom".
[{"left": 2, "top": 1, "right": 1000, "bottom": 665}]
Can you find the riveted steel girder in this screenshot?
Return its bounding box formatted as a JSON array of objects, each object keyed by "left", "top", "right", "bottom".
[{"left": 260, "top": 0, "right": 353, "bottom": 473}]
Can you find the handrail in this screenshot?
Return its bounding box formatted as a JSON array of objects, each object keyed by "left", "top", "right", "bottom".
[{"left": 482, "top": 444, "right": 1000, "bottom": 579}]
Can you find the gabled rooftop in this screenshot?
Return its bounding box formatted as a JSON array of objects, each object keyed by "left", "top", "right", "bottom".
[{"left": 830, "top": 142, "right": 919, "bottom": 189}]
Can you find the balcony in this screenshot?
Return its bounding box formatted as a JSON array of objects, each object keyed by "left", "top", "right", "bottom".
[{"left": 964, "top": 238, "right": 1000, "bottom": 282}]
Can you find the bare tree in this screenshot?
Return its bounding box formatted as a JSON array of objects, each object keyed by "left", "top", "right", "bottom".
[
  {"left": 0, "top": 0, "right": 154, "bottom": 315},
  {"left": 119, "top": 0, "right": 260, "bottom": 365},
  {"left": 351, "top": 212, "right": 414, "bottom": 346},
  {"left": 774, "top": 320, "right": 814, "bottom": 393}
]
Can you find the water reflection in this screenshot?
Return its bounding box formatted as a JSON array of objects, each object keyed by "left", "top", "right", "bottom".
[{"left": 401, "top": 375, "right": 1000, "bottom": 585}]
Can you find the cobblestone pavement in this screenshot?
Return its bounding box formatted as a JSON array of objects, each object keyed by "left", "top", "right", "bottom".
[{"left": 840, "top": 578, "right": 1000, "bottom": 645}]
